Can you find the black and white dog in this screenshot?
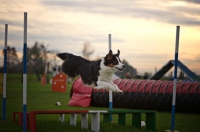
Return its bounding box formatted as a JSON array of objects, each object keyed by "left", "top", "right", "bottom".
[{"left": 57, "top": 50, "right": 125, "bottom": 92}]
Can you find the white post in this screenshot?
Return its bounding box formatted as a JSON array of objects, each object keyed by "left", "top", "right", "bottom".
[
  {"left": 70, "top": 114, "right": 77, "bottom": 126},
  {"left": 91, "top": 112, "right": 100, "bottom": 132},
  {"left": 81, "top": 114, "right": 88, "bottom": 129},
  {"left": 59, "top": 114, "right": 65, "bottom": 123}
]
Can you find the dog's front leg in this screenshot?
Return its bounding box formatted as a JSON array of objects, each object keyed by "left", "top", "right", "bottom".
[
  {"left": 111, "top": 81, "right": 122, "bottom": 93},
  {"left": 95, "top": 81, "right": 119, "bottom": 92}
]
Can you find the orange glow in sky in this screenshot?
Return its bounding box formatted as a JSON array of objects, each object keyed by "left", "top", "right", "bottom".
[{"left": 0, "top": 0, "right": 200, "bottom": 76}]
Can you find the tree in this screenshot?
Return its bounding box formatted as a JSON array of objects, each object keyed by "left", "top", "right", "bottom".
[
  {"left": 40, "top": 43, "right": 53, "bottom": 66},
  {"left": 2, "top": 46, "right": 20, "bottom": 72},
  {"left": 122, "top": 59, "right": 129, "bottom": 65},
  {"left": 178, "top": 71, "right": 185, "bottom": 79},
  {"left": 143, "top": 72, "right": 150, "bottom": 79},
  {"left": 27, "top": 42, "right": 52, "bottom": 74},
  {"left": 115, "top": 59, "right": 137, "bottom": 78},
  {"left": 82, "top": 42, "right": 94, "bottom": 59}
]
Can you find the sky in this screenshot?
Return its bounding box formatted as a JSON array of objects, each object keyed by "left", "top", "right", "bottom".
[{"left": 0, "top": 0, "right": 200, "bottom": 76}]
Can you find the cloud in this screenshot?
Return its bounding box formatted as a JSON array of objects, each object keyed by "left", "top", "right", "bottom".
[
  {"left": 182, "top": 54, "right": 200, "bottom": 63},
  {"left": 41, "top": 0, "right": 200, "bottom": 27},
  {"left": 179, "top": 0, "right": 200, "bottom": 4},
  {"left": 0, "top": 19, "right": 23, "bottom": 28},
  {"left": 1, "top": 0, "right": 200, "bottom": 75}
]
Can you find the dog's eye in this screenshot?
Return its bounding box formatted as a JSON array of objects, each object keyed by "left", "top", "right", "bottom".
[{"left": 113, "top": 61, "right": 118, "bottom": 64}]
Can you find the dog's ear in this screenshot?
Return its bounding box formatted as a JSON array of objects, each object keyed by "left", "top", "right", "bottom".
[
  {"left": 57, "top": 53, "right": 68, "bottom": 60},
  {"left": 117, "top": 50, "right": 120, "bottom": 56},
  {"left": 107, "top": 50, "right": 113, "bottom": 60}
]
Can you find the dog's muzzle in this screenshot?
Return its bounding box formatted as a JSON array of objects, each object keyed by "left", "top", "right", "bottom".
[{"left": 115, "top": 65, "right": 125, "bottom": 71}]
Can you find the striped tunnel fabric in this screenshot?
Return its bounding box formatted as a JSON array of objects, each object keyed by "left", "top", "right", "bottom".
[{"left": 90, "top": 79, "right": 200, "bottom": 113}]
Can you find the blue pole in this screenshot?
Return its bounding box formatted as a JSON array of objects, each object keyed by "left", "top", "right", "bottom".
[
  {"left": 171, "top": 26, "right": 180, "bottom": 131},
  {"left": 23, "top": 12, "right": 27, "bottom": 132},
  {"left": 108, "top": 34, "right": 113, "bottom": 121},
  {"left": 2, "top": 24, "right": 8, "bottom": 121}
]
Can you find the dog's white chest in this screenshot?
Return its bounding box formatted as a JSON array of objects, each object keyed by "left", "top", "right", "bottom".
[{"left": 98, "top": 71, "right": 113, "bottom": 82}]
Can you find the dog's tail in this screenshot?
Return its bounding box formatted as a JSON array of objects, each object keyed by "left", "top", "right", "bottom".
[{"left": 57, "top": 53, "right": 76, "bottom": 61}]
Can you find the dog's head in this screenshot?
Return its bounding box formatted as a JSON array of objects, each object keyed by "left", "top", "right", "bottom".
[{"left": 104, "top": 50, "right": 125, "bottom": 72}]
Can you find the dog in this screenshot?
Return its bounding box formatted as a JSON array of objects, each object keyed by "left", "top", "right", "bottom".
[{"left": 57, "top": 50, "right": 125, "bottom": 92}]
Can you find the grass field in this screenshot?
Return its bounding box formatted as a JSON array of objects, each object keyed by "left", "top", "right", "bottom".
[{"left": 0, "top": 73, "right": 200, "bottom": 132}]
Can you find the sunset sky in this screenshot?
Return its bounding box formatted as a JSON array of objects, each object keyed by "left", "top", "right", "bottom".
[{"left": 0, "top": 0, "right": 200, "bottom": 76}]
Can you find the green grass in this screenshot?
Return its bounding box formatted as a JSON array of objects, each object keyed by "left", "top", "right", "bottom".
[{"left": 1, "top": 74, "right": 200, "bottom": 132}]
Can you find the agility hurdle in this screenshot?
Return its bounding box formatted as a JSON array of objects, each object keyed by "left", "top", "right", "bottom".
[
  {"left": 12, "top": 112, "right": 30, "bottom": 129},
  {"left": 12, "top": 110, "right": 91, "bottom": 132},
  {"left": 12, "top": 110, "right": 105, "bottom": 132},
  {"left": 104, "top": 110, "right": 156, "bottom": 131},
  {"left": 13, "top": 109, "right": 156, "bottom": 132},
  {"left": 29, "top": 110, "right": 89, "bottom": 132}
]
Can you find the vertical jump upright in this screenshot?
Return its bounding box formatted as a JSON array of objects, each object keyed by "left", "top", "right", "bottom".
[
  {"left": 23, "top": 12, "right": 28, "bottom": 132},
  {"left": 170, "top": 26, "right": 180, "bottom": 131},
  {"left": 2, "top": 24, "right": 8, "bottom": 121},
  {"left": 108, "top": 34, "right": 113, "bottom": 121}
]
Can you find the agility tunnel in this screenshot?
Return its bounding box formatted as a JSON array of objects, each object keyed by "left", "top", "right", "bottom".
[{"left": 69, "top": 78, "right": 200, "bottom": 113}]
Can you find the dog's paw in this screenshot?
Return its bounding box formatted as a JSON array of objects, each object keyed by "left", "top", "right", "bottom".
[
  {"left": 113, "top": 85, "right": 123, "bottom": 93},
  {"left": 108, "top": 85, "right": 122, "bottom": 93},
  {"left": 116, "top": 89, "right": 123, "bottom": 93}
]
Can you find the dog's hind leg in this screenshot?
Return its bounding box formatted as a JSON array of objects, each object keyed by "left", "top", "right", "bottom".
[
  {"left": 68, "top": 77, "right": 75, "bottom": 83},
  {"left": 65, "top": 65, "right": 78, "bottom": 83},
  {"left": 67, "top": 75, "right": 80, "bottom": 83}
]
